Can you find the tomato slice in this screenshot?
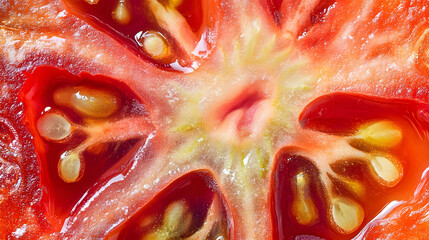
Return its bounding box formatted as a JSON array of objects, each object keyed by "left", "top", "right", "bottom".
[{"left": 2, "top": 0, "right": 429, "bottom": 238}]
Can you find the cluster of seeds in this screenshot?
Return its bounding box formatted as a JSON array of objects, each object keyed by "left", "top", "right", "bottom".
[
  {"left": 289, "top": 120, "right": 404, "bottom": 234},
  {"left": 103, "top": 171, "right": 229, "bottom": 239},
  {"left": 142, "top": 200, "right": 194, "bottom": 240},
  {"left": 136, "top": 199, "right": 227, "bottom": 240},
  {"left": 84, "top": 0, "right": 174, "bottom": 63},
  {"left": 36, "top": 85, "right": 121, "bottom": 183}
]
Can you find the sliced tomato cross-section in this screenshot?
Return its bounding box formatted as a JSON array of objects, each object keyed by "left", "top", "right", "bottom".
[{"left": 2, "top": 0, "right": 429, "bottom": 239}]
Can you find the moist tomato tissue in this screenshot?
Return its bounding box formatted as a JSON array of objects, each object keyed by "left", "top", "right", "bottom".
[
  {"left": 105, "top": 170, "right": 233, "bottom": 239},
  {"left": 61, "top": 0, "right": 218, "bottom": 70},
  {"left": 1, "top": 0, "right": 429, "bottom": 239},
  {"left": 272, "top": 93, "right": 429, "bottom": 239},
  {"left": 19, "top": 66, "right": 154, "bottom": 228}
]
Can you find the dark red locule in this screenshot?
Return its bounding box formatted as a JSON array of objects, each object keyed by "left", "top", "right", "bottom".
[
  {"left": 271, "top": 93, "right": 429, "bottom": 240},
  {"left": 105, "top": 170, "right": 233, "bottom": 239},
  {"left": 61, "top": 0, "right": 219, "bottom": 70},
  {"left": 19, "top": 66, "right": 155, "bottom": 228}
]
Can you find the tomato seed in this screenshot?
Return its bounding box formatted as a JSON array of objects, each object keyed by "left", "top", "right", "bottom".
[
  {"left": 37, "top": 113, "right": 72, "bottom": 141},
  {"left": 58, "top": 151, "right": 82, "bottom": 183},
  {"left": 136, "top": 31, "right": 170, "bottom": 61},
  {"left": 54, "top": 85, "right": 120, "bottom": 118},
  {"left": 112, "top": 0, "right": 131, "bottom": 25},
  {"left": 369, "top": 155, "right": 402, "bottom": 186},
  {"left": 143, "top": 200, "right": 192, "bottom": 239},
  {"left": 291, "top": 172, "right": 318, "bottom": 225},
  {"left": 356, "top": 121, "right": 402, "bottom": 148},
  {"left": 330, "top": 197, "right": 364, "bottom": 234}
]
